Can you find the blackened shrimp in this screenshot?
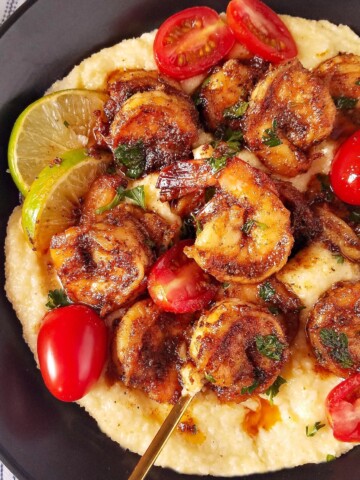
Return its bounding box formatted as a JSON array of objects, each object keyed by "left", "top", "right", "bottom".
[
  {"left": 196, "top": 58, "right": 267, "bottom": 133},
  {"left": 110, "top": 90, "right": 199, "bottom": 173},
  {"left": 187, "top": 299, "right": 289, "bottom": 402},
  {"left": 306, "top": 281, "right": 360, "bottom": 377},
  {"left": 158, "top": 157, "right": 293, "bottom": 283},
  {"left": 112, "top": 299, "right": 193, "bottom": 404},
  {"left": 316, "top": 53, "right": 360, "bottom": 127},
  {"left": 244, "top": 59, "right": 336, "bottom": 177},
  {"left": 50, "top": 206, "right": 154, "bottom": 316}
]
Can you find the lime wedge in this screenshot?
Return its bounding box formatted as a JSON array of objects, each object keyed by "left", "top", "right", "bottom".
[
  {"left": 8, "top": 89, "right": 108, "bottom": 196},
  {"left": 22, "top": 148, "right": 112, "bottom": 253}
]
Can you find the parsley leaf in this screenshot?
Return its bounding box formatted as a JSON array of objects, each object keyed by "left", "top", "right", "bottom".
[
  {"left": 333, "top": 96, "right": 358, "bottom": 110},
  {"left": 326, "top": 454, "right": 336, "bottom": 462},
  {"left": 256, "top": 334, "right": 285, "bottom": 361},
  {"left": 306, "top": 421, "right": 325, "bottom": 437},
  {"left": 262, "top": 119, "right": 282, "bottom": 147},
  {"left": 46, "top": 289, "right": 71, "bottom": 310},
  {"left": 259, "top": 281, "right": 276, "bottom": 302},
  {"left": 114, "top": 141, "right": 146, "bottom": 179},
  {"left": 268, "top": 305, "right": 280, "bottom": 316},
  {"left": 242, "top": 219, "right": 268, "bottom": 235},
  {"left": 320, "top": 328, "right": 353, "bottom": 369},
  {"left": 241, "top": 380, "right": 259, "bottom": 395},
  {"left": 223, "top": 128, "right": 244, "bottom": 151},
  {"left": 265, "top": 376, "right": 287, "bottom": 404},
  {"left": 96, "top": 185, "right": 145, "bottom": 214},
  {"left": 332, "top": 254, "right": 345, "bottom": 264},
  {"left": 207, "top": 155, "right": 229, "bottom": 173},
  {"left": 222, "top": 282, "right": 230, "bottom": 290},
  {"left": 316, "top": 173, "right": 334, "bottom": 202},
  {"left": 223, "top": 101, "right": 249, "bottom": 119},
  {"left": 191, "top": 213, "right": 203, "bottom": 235},
  {"left": 205, "top": 372, "right": 216, "bottom": 383}
]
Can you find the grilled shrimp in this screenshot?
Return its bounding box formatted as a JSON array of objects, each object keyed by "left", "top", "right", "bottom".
[
  {"left": 112, "top": 299, "right": 193, "bottom": 404},
  {"left": 188, "top": 299, "right": 289, "bottom": 401},
  {"left": 81, "top": 173, "right": 180, "bottom": 251},
  {"left": 110, "top": 90, "right": 199, "bottom": 173},
  {"left": 314, "top": 204, "right": 360, "bottom": 263},
  {"left": 316, "top": 53, "right": 360, "bottom": 127},
  {"left": 158, "top": 157, "right": 293, "bottom": 283},
  {"left": 306, "top": 281, "right": 360, "bottom": 377},
  {"left": 217, "top": 276, "right": 303, "bottom": 344},
  {"left": 50, "top": 206, "right": 155, "bottom": 316},
  {"left": 196, "top": 58, "right": 267, "bottom": 133},
  {"left": 244, "top": 59, "right": 336, "bottom": 177}
]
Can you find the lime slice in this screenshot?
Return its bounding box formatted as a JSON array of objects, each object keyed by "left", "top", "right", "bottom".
[
  {"left": 8, "top": 89, "right": 108, "bottom": 196},
  {"left": 22, "top": 148, "right": 112, "bottom": 253}
]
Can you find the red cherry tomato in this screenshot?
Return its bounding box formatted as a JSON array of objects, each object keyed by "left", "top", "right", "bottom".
[
  {"left": 37, "top": 304, "right": 108, "bottom": 402},
  {"left": 153, "top": 6, "right": 235, "bottom": 80},
  {"left": 326, "top": 373, "right": 360, "bottom": 442},
  {"left": 330, "top": 130, "right": 360, "bottom": 206},
  {"left": 226, "top": 0, "right": 297, "bottom": 63},
  {"left": 148, "top": 239, "right": 217, "bottom": 313}
]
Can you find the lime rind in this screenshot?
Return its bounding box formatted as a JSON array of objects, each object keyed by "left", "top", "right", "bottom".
[
  {"left": 8, "top": 89, "right": 108, "bottom": 196},
  {"left": 22, "top": 148, "right": 111, "bottom": 253}
]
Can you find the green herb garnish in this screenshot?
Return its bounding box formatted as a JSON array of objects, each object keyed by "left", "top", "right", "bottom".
[
  {"left": 96, "top": 185, "right": 145, "bottom": 214},
  {"left": 63, "top": 120, "right": 70, "bottom": 128},
  {"left": 46, "top": 289, "right": 71, "bottom": 310},
  {"left": 256, "top": 335, "right": 285, "bottom": 361},
  {"left": 222, "top": 282, "right": 230, "bottom": 290},
  {"left": 333, "top": 96, "right": 358, "bottom": 110},
  {"left": 262, "top": 119, "right": 282, "bottom": 147},
  {"left": 207, "top": 155, "right": 229, "bottom": 173},
  {"left": 316, "top": 173, "right": 334, "bottom": 202},
  {"left": 306, "top": 421, "right": 325, "bottom": 437},
  {"left": 205, "top": 372, "right": 216, "bottom": 384},
  {"left": 241, "top": 380, "right": 259, "bottom": 395},
  {"left": 259, "top": 281, "right": 276, "bottom": 302},
  {"left": 265, "top": 376, "right": 287, "bottom": 404},
  {"left": 268, "top": 305, "right": 280, "bottom": 316},
  {"left": 191, "top": 213, "right": 203, "bottom": 235},
  {"left": 114, "top": 141, "right": 146, "bottom": 179},
  {"left": 320, "top": 328, "right": 353, "bottom": 369},
  {"left": 356, "top": 79, "right": 360, "bottom": 86},
  {"left": 326, "top": 454, "right": 336, "bottom": 462},
  {"left": 223, "top": 101, "right": 249, "bottom": 119},
  {"left": 349, "top": 209, "right": 360, "bottom": 224},
  {"left": 333, "top": 254, "right": 345, "bottom": 264},
  {"left": 242, "top": 219, "right": 268, "bottom": 235}
]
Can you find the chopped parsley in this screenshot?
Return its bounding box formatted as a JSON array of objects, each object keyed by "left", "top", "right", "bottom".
[
  {"left": 241, "top": 380, "right": 259, "bottom": 395},
  {"left": 259, "top": 281, "right": 276, "bottom": 302},
  {"left": 326, "top": 454, "right": 336, "bottom": 462},
  {"left": 63, "top": 120, "right": 70, "bottom": 128},
  {"left": 223, "top": 128, "right": 244, "bottom": 151},
  {"left": 333, "top": 96, "right": 358, "bottom": 110},
  {"left": 114, "top": 141, "right": 146, "bottom": 179},
  {"left": 222, "top": 282, "right": 230, "bottom": 290},
  {"left": 349, "top": 208, "right": 360, "bottom": 224},
  {"left": 265, "top": 376, "right": 287, "bottom": 404},
  {"left": 242, "top": 219, "right": 268, "bottom": 235},
  {"left": 207, "top": 155, "right": 229, "bottom": 173},
  {"left": 223, "top": 101, "right": 249, "bottom": 119},
  {"left": 332, "top": 254, "right": 345, "bottom": 264},
  {"left": 204, "top": 372, "right": 217, "bottom": 384},
  {"left": 256, "top": 335, "right": 285, "bottom": 361},
  {"left": 316, "top": 173, "right": 334, "bottom": 202},
  {"left": 306, "top": 421, "right": 325, "bottom": 437},
  {"left": 191, "top": 213, "right": 203, "bottom": 235},
  {"left": 268, "top": 305, "right": 280, "bottom": 316},
  {"left": 96, "top": 185, "right": 145, "bottom": 214},
  {"left": 46, "top": 289, "right": 71, "bottom": 310},
  {"left": 262, "top": 119, "right": 282, "bottom": 147},
  {"left": 320, "top": 328, "right": 353, "bottom": 369}
]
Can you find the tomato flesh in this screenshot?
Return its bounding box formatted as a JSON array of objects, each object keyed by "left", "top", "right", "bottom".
[
  {"left": 226, "top": 0, "right": 297, "bottom": 63},
  {"left": 37, "top": 304, "right": 108, "bottom": 402},
  {"left": 148, "top": 239, "right": 217, "bottom": 313},
  {"left": 154, "top": 7, "right": 235, "bottom": 79},
  {"left": 330, "top": 130, "right": 360, "bottom": 206},
  {"left": 326, "top": 373, "right": 360, "bottom": 442}
]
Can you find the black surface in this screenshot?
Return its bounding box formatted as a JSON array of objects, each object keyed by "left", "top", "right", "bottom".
[{"left": 0, "top": 0, "right": 359, "bottom": 479}]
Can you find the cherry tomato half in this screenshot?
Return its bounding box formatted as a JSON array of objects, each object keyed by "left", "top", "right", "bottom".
[
  {"left": 148, "top": 239, "right": 218, "bottom": 313},
  {"left": 37, "top": 304, "right": 108, "bottom": 402},
  {"left": 330, "top": 130, "right": 360, "bottom": 206},
  {"left": 326, "top": 373, "right": 360, "bottom": 442},
  {"left": 153, "top": 6, "right": 235, "bottom": 80},
  {"left": 226, "top": 0, "right": 297, "bottom": 63}
]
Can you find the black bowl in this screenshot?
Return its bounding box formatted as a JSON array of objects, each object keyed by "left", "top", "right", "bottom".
[{"left": 0, "top": 1, "right": 359, "bottom": 479}]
